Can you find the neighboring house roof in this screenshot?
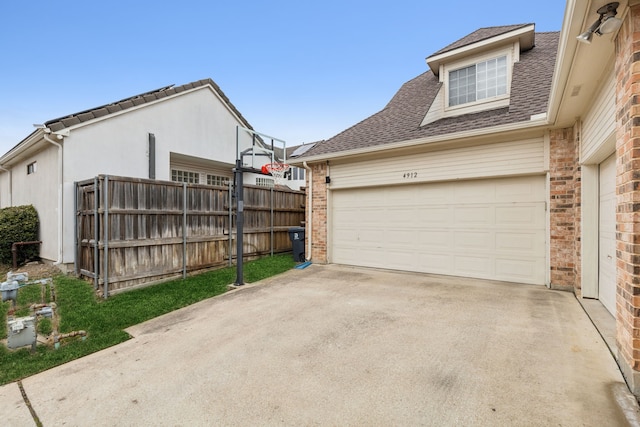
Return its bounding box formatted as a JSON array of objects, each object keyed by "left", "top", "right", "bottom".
[
  {"left": 44, "top": 78, "right": 255, "bottom": 133},
  {"left": 288, "top": 141, "right": 321, "bottom": 158},
  {"left": 428, "top": 24, "right": 534, "bottom": 58},
  {"left": 301, "top": 30, "right": 559, "bottom": 159}
]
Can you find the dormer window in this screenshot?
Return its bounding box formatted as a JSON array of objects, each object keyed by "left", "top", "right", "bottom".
[
  {"left": 422, "top": 24, "right": 535, "bottom": 126},
  {"left": 449, "top": 55, "right": 508, "bottom": 107}
]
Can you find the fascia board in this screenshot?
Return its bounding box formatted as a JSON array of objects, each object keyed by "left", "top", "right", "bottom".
[
  {"left": 0, "top": 130, "right": 44, "bottom": 167},
  {"left": 427, "top": 24, "right": 535, "bottom": 75},
  {"left": 547, "top": 0, "right": 585, "bottom": 125},
  {"left": 290, "top": 118, "right": 549, "bottom": 165}
]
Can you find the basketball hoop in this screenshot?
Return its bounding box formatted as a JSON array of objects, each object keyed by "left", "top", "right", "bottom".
[{"left": 262, "top": 162, "right": 290, "bottom": 186}]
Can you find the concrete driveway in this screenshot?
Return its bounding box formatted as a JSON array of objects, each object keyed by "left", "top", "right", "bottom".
[{"left": 2, "top": 264, "right": 639, "bottom": 426}]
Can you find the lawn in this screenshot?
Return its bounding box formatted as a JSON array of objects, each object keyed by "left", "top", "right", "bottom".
[{"left": 0, "top": 254, "right": 295, "bottom": 385}]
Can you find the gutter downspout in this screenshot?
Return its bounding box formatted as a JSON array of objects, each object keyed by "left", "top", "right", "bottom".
[
  {"left": 302, "top": 161, "right": 312, "bottom": 261},
  {"left": 44, "top": 132, "right": 64, "bottom": 265},
  {"left": 0, "top": 164, "right": 12, "bottom": 206}
]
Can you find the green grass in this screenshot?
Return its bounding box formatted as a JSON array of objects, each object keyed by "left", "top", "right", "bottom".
[{"left": 0, "top": 254, "right": 295, "bottom": 385}]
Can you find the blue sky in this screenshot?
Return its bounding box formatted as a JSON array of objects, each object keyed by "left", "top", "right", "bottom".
[{"left": 0, "top": 0, "right": 566, "bottom": 154}]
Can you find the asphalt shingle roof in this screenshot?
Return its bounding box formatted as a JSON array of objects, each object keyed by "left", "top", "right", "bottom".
[
  {"left": 428, "top": 24, "right": 534, "bottom": 58},
  {"left": 302, "top": 30, "right": 559, "bottom": 158}
]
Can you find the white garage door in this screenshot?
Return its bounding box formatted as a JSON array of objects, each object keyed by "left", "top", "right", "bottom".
[
  {"left": 332, "top": 176, "right": 546, "bottom": 284},
  {"left": 599, "top": 154, "right": 617, "bottom": 316}
]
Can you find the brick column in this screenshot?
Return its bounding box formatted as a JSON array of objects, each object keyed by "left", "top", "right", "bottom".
[
  {"left": 549, "top": 127, "right": 581, "bottom": 293},
  {"left": 308, "top": 162, "right": 328, "bottom": 263},
  {"left": 615, "top": 3, "right": 640, "bottom": 395}
]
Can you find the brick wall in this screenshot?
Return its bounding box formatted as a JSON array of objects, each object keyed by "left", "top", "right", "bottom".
[
  {"left": 615, "top": 3, "right": 640, "bottom": 393},
  {"left": 549, "top": 127, "right": 581, "bottom": 293},
  {"left": 307, "top": 162, "right": 328, "bottom": 263}
]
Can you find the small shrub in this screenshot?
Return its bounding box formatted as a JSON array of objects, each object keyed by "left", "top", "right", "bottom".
[{"left": 0, "top": 205, "right": 39, "bottom": 265}]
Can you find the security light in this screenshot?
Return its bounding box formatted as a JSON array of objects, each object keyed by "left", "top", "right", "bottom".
[{"left": 577, "top": 2, "right": 622, "bottom": 44}]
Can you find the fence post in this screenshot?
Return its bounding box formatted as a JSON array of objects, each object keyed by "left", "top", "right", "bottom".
[
  {"left": 183, "top": 182, "right": 187, "bottom": 279},
  {"left": 94, "top": 177, "right": 99, "bottom": 290},
  {"left": 103, "top": 175, "right": 109, "bottom": 298},
  {"left": 74, "top": 181, "right": 79, "bottom": 276},
  {"left": 234, "top": 160, "right": 244, "bottom": 285},
  {"left": 228, "top": 181, "right": 233, "bottom": 267},
  {"left": 270, "top": 186, "right": 274, "bottom": 257}
]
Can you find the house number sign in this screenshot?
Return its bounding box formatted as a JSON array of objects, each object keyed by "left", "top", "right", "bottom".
[{"left": 403, "top": 172, "right": 418, "bottom": 179}]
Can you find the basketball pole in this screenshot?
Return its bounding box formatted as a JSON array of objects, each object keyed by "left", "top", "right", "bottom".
[
  {"left": 233, "top": 158, "right": 245, "bottom": 285},
  {"left": 233, "top": 148, "right": 271, "bottom": 286},
  {"left": 233, "top": 126, "right": 286, "bottom": 286}
]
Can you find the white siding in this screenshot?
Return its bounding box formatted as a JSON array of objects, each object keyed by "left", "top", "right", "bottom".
[
  {"left": 421, "top": 87, "right": 445, "bottom": 126},
  {"left": 330, "top": 138, "right": 545, "bottom": 189},
  {"left": 581, "top": 67, "right": 616, "bottom": 163}
]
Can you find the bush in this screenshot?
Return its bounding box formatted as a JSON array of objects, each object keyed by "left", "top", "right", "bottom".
[{"left": 0, "top": 205, "right": 40, "bottom": 265}]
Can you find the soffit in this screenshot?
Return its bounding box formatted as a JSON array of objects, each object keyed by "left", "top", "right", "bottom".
[{"left": 552, "top": 0, "right": 627, "bottom": 127}]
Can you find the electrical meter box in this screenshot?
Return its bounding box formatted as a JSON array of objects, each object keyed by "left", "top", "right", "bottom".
[{"left": 7, "top": 316, "right": 36, "bottom": 350}]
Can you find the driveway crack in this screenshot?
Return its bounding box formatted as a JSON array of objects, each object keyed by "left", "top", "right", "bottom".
[{"left": 18, "top": 380, "right": 43, "bottom": 427}]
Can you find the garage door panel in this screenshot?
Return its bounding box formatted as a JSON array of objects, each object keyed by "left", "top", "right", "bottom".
[
  {"left": 419, "top": 252, "right": 455, "bottom": 273},
  {"left": 386, "top": 208, "right": 415, "bottom": 223},
  {"left": 331, "top": 176, "right": 546, "bottom": 285},
  {"left": 496, "top": 181, "right": 544, "bottom": 201},
  {"left": 495, "top": 205, "right": 543, "bottom": 225},
  {"left": 453, "top": 185, "right": 495, "bottom": 203},
  {"left": 419, "top": 207, "right": 451, "bottom": 224},
  {"left": 495, "top": 258, "right": 544, "bottom": 281},
  {"left": 418, "top": 230, "right": 453, "bottom": 249},
  {"left": 386, "top": 229, "right": 417, "bottom": 246},
  {"left": 455, "top": 255, "right": 493, "bottom": 276},
  {"left": 455, "top": 231, "right": 493, "bottom": 249},
  {"left": 415, "top": 188, "right": 450, "bottom": 203},
  {"left": 454, "top": 206, "right": 493, "bottom": 225},
  {"left": 495, "top": 232, "right": 544, "bottom": 253}
]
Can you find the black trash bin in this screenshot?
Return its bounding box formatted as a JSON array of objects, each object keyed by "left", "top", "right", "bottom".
[{"left": 288, "top": 227, "right": 305, "bottom": 262}]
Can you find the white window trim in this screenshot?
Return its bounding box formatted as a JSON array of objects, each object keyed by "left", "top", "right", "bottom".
[
  {"left": 256, "top": 177, "right": 275, "bottom": 188},
  {"left": 442, "top": 46, "right": 515, "bottom": 116},
  {"left": 171, "top": 168, "right": 199, "bottom": 184},
  {"left": 206, "top": 174, "right": 230, "bottom": 187}
]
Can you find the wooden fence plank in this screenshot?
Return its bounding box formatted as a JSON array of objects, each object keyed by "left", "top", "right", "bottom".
[{"left": 76, "top": 175, "right": 305, "bottom": 295}]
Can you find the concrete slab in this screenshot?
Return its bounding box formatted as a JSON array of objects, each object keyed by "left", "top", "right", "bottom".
[
  {"left": 3, "top": 265, "right": 639, "bottom": 426},
  {"left": 0, "top": 382, "right": 35, "bottom": 426}
]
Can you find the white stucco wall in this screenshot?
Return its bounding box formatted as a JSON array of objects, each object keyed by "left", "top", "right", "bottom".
[
  {"left": 6, "top": 145, "right": 59, "bottom": 261},
  {"left": 63, "top": 86, "right": 254, "bottom": 182},
  {"left": 56, "top": 85, "right": 257, "bottom": 264},
  {"left": 0, "top": 169, "right": 9, "bottom": 208}
]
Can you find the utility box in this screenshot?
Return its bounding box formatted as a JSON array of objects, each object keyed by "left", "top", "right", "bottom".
[
  {"left": 1, "top": 280, "right": 19, "bottom": 303},
  {"left": 7, "top": 316, "right": 37, "bottom": 350},
  {"left": 288, "top": 227, "right": 305, "bottom": 262}
]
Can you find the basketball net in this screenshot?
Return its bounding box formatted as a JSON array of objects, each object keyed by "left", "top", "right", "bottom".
[{"left": 262, "top": 162, "right": 290, "bottom": 187}]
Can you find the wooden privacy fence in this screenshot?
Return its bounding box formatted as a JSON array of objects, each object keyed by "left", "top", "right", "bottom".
[{"left": 75, "top": 175, "right": 305, "bottom": 296}]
